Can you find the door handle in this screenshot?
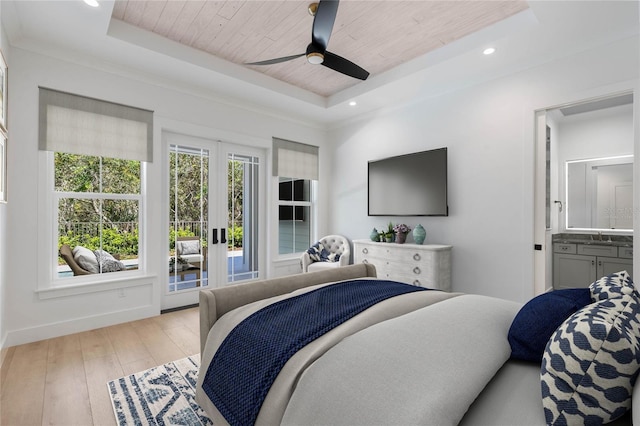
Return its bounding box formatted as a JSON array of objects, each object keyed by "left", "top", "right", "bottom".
[
  {"left": 221, "top": 228, "right": 227, "bottom": 244},
  {"left": 212, "top": 228, "right": 219, "bottom": 244}
]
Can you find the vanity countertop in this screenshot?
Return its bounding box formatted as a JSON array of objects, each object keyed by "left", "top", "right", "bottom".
[{"left": 553, "top": 233, "right": 633, "bottom": 248}]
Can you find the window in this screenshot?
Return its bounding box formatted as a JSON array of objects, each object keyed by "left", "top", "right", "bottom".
[
  {"left": 38, "top": 87, "right": 152, "bottom": 284},
  {"left": 278, "top": 178, "right": 313, "bottom": 254},
  {"left": 272, "top": 138, "right": 318, "bottom": 256},
  {"left": 55, "top": 153, "right": 141, "bottom": 277}
]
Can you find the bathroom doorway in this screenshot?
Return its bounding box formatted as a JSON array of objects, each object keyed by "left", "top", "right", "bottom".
[{"left": 533, "top": 91, "right": 635, "bottom": 294}]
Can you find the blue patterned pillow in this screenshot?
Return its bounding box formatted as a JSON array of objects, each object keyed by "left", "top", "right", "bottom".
[
  {"left": 590, "top": 271, "right": 637, "bottom": 302},
  {"left": 508, "top": 288, "right": 592, "bottom": 362},
  {"left": 307, "top": 242, "right": 324, "bottom": 262},
  {"left": 541, "top": 295, "right": 640, "bottom": 425},
  {"left": 306, "top": 242, "right": 341, "bottom": 263}
]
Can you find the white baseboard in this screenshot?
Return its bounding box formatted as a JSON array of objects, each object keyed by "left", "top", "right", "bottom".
[{"left": 4, "top": 305, "right": 159, "bottom": 347}]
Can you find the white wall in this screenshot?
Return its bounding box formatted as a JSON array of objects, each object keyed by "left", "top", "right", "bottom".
[
  {"left": 4, "top": 47, "right": 328, "bottom": 346},
  {"left": 328, "top": 35, "right": 639, "bottom": 303}
]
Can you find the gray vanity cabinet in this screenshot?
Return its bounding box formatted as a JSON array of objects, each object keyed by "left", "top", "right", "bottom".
[{"left": 553, "top": 242, "right": 633, "bottom": 290}]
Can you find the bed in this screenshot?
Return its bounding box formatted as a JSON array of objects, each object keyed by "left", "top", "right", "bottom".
[{"left": 195, "top": 264, "right": 640, "bottom": 425}]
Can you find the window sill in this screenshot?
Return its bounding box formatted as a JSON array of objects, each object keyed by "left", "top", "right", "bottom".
[
  {"left": 36, "top": 272, "right": 157, "bottom": 300},
  {"left": 274, "top": 254, "right": 303, "bottom": 263}
]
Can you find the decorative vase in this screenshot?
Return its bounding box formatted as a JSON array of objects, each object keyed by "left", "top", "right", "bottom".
[
  {"left": 413, "top": 224, "right": 426, "bottom": 245},
  {"left": 395, "top": 232, "right": 407, "bottom": 244},
  {"left": 384, "top": 234, "right": 394, "bottom": 243},
  {"left": 370, "top": 228, "right": 379, "bottom": 242}
]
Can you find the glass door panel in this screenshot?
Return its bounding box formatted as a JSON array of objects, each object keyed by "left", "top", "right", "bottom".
[
  {"left": 227, "top": 153, "right": 259, "bottom": 282},
  {"left": 168, "top": 144, "right": 209, "bottom": 292}
]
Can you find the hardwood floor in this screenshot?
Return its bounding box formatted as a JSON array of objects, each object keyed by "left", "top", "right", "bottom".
[{"left": 0, "top": 307, "right": 200, "bottom": 426}]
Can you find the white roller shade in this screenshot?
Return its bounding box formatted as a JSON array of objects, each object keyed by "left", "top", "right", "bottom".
[
  {"left": 272, "top": 138, "right": 318, "bottom": 181},
  {"left": 39, "top": 87, "right": 153, "bottom": 162}
]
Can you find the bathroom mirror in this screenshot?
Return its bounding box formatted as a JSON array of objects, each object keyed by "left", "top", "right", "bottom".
[{"left": 566, "top": 155, "right": 633, "bottom": 231}]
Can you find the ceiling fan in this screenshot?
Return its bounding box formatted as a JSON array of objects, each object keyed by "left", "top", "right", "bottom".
[{"left": 246, "top": 0, "right": 369, "bottom": 80}]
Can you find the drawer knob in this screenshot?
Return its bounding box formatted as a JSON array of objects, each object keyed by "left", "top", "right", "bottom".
[
  {"left": 362, "top": 259, "right": 369, "bottom": 264},
  {"left": 413, "top": 280, "right": 421, "bottom": 286},
  {"left": 413, "top": 267, "right": 421, "bottom": 275},
  {"left": 362, "top": 248, "right": 368, "bottom": 254},
  {"left": 413, "top": 253, "right": 421, "bottom": 261}
]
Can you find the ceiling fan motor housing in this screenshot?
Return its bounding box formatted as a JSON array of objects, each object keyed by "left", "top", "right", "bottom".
[{"left": 306, "top": 43, "right": 325, "bottom": 64}]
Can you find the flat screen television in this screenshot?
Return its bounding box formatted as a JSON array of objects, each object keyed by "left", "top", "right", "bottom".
[{"left": 368, "top": 147, "right": 448, "bottom": 216}]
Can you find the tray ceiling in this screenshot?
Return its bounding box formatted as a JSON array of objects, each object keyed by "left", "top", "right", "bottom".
[{"left": 111, "top": 0, "right": 529, "bottom": 97}]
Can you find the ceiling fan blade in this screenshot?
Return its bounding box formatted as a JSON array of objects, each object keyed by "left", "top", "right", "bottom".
[
  {"left": 322, "top": 51, "right": 369, "bottom": 80},
  {"left": 312, "top": 0, "right": 339, "bottom": 51},
  {"left": 245, "top": 53, "right": 305, "bottom": 66}
]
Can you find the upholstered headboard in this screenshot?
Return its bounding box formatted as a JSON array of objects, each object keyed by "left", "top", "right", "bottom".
[{"left": 198, "top": 263, "right": 377, "bottom": 353}]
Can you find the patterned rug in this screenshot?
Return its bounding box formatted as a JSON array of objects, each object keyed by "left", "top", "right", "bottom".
[{"left": 108, "top": 355, "right": 213, "bottom": 425}]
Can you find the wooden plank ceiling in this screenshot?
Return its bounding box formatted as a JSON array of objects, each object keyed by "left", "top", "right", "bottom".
[{"left": 112, "top": 0, "right": 529, "bottom": 97}]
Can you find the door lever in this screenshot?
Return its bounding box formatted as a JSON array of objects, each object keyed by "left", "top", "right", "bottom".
[
  {"left": 212, "top": 228, "right": 219, "bottom": 244},
  {"left": 221, "top": 228, "right": 227, "bottom": 244}
]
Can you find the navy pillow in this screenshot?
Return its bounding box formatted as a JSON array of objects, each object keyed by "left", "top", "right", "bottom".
[{"left": 508, "top": 288, "right": 592, "bottom": 362}]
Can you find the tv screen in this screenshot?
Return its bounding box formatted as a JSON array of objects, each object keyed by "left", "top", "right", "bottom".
[{"left": 368, "top": 148, "right": 448, "bottom": 216}]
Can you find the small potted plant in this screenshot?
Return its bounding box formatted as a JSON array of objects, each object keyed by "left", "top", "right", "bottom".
[{"left": 393, "top": 223, "right": 411, "bottom": 244}]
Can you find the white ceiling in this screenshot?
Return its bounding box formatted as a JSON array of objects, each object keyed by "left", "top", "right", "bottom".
[{"left": 2, "top": 1, "right": 639, "bottom": 125}]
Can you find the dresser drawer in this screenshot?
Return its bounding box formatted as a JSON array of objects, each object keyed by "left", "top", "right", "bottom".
[
  {"left": 553, "top": 243, "right": 576, "bottom": 254},
  {"left": 355, "top": 243, "right": 387, "bottom": 259},
  {"left": 618, "top": 246, "right": 633, "bottom": 259},
  {"left": 577, "top": 244, "right": 618, "bottom": 257}
]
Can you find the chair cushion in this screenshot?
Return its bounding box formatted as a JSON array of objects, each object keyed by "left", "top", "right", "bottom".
[
  {"left": 508, "top": 288, "right": 592, "bottom": 362},
  {"left": 177, "top": 240, "right": 200, "bottom": 255},
  {"left": 72, "top": 246, "right": 99, "bottom": 273},
  {"left": 307, "top": 261, "right": 342, "bottom": 272},
  {"left": 94, "top": 249, "right": 126, "bottom": 273},
  {"left": 540, "top": 294, "right": 640, "bottom": 425}
]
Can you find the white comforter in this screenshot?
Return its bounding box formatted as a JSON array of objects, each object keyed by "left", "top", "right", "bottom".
[{"left": 281, "top": 294, "right": 521, "bottom": 426}]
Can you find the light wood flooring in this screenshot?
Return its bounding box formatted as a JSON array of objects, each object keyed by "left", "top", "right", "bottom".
[{"left": 0, "top": 307, "right": 200, "bottom": 426}]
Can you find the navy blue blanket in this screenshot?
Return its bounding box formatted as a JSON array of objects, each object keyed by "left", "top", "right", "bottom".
[{"left": 202, "top": 279, "right": 427, "bottom": 426}]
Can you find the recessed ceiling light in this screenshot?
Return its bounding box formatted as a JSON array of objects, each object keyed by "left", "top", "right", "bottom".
[
  {"left": 83, "top": 0, "right": 100, "bottom": 7},
  {"left": 483, "top": 47, "right": 496, "bottom": 55},
  {"left": 349, "top": 101, "right": 357, "bottom": 107}
]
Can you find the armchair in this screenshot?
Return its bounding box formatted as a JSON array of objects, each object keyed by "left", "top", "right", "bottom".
[
  {"left": 301, "top": 235, "right": 351, "bottom": 273},
  {"left": 59, "top": 244, "right": 92, "bottom": 276},
  {"left": 176, "top": 236, "right": 206, "bottom": 271}
]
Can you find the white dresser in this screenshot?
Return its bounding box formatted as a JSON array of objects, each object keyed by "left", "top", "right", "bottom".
[{"left": 353, "top": 239, "right": 452, "bottom": 291}]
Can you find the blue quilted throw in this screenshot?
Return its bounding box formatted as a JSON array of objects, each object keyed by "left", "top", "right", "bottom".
[{"left": 202, "top": 279, "right": 427, "bottom": 426}]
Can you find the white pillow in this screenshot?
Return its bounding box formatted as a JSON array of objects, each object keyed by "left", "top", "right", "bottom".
[
  {"left": 178, "top": 240, "right": 200, "bottom": 255},
  {"left": 72, "top": 246, "right": 99, "bottom": 273}
]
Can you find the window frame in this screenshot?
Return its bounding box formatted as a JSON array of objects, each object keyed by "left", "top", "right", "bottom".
[
  {"left": 276, "top": 177, "right": 316, "bottom": 258},
  {"left": 36, "top": 151, "right": 148, "bottom": 298}
]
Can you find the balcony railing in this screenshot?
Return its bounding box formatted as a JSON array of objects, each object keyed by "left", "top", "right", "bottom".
[{"left": 59, "top": 221, "right": 208, "bottom": 238}]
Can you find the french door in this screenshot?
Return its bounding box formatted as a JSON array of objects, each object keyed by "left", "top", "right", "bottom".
[{"left": 163, "top": 132, "right": 263, "bottom": 310}]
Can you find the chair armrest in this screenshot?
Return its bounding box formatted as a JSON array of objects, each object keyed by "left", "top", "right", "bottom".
[
  {"left": 339, "top": 250, "right": 351, "bottom": 266},
  {"left": 301, "top": 252, "right": 312, "bottom": 272}
]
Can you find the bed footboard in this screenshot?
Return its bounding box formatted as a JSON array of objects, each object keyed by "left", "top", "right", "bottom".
[{"left": 199, "top": 263, "right": 377, "bottom": 353}]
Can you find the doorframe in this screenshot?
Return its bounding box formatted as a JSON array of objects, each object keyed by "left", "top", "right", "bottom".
[
  {"left": 532, "top": 81, "right": 639, "bottom": 297},
  {"left": 160, "top": 130, "right": 267, "bottom": 310}
]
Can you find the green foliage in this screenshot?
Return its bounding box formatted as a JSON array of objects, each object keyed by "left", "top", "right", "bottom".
[
  {"left": 228, "top": 226, "right": 243, "bottom": 249},
  {"left": 58, "top": 228, "right": 139, "bottom": 264}
]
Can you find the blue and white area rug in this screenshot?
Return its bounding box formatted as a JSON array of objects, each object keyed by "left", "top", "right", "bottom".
[{"left": 108, "top": 355, "right": 213, "bottom": 426}]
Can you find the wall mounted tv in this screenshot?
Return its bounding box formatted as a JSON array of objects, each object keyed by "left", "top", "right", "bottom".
[{"left": 368, "top": 147, "right": 448, "bottom": 216}]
